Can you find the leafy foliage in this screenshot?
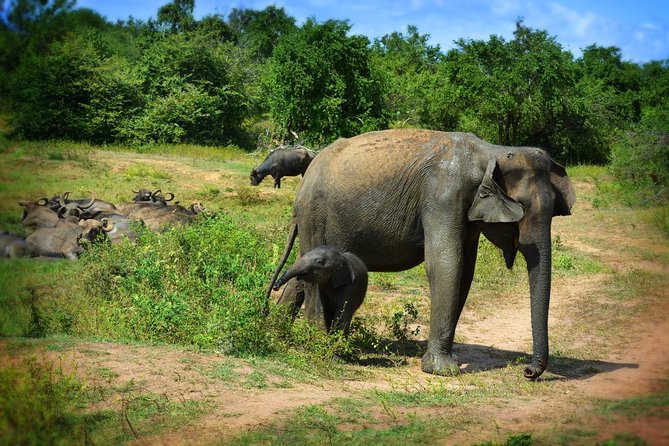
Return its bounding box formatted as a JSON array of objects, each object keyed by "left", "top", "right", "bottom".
[
  {"left": 0, "top": 2, "right": 668, "bottom": 191},
  {"left": 610, "top": 99, "right": 669, "bottom": 205},
  {"left": 267, "top": 19, "right": 388, "bottom": 145},
  {"left": 446, "top": 21, "right": 589, "bottom": 163}
]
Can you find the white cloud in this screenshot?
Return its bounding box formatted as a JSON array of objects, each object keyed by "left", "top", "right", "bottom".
[{"left": 548, "top": 2, "right": 597, "bottom": 37}]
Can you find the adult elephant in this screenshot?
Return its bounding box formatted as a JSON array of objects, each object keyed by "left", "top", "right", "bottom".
[{"left": 268, "top": 129, "right": 575, "bottom": 379}]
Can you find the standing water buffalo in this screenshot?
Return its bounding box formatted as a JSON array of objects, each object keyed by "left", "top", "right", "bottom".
[
  {"left": 268, "top": 129, "right": 575, "bottom": 379},
  {"left": 250, "top": 146, "right": 315, "bottom": 189}
]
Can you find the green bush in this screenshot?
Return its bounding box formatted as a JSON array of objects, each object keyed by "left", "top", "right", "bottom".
[
  {"left": 82, "top": 214, "right": 276, "bottom": 353},
  {"left": 77, "top": 213, "right": 347, "bottom": 363},
  {"left": 610, "top": 102, "right": 669, "bottom": 205}
]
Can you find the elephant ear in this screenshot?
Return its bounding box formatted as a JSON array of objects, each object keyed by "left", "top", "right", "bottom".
[
  {"left": 550, "top": 160, "right": 576, "bottom": 216},
  {"left": 331, "top": 263, "right": 354, "bottom": 289},
  {"left": 468, "top": 159, "right": 525, "bottom": 223}
]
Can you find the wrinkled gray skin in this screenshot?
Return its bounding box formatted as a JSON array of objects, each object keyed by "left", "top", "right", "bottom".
[
  {"left": 274, "top": 246, "right": 368, "bottom": 336},
  {"left": 26, "top": 218, "right": 113, "bottom": 260},
  {"left": 0, "top": 232, "right": 38, "bottom": 258},
  {"left": 269, "top": 129, "right": 575, "bottom": 379},
  {"left": 250, "top": 147, "right": 315, "bottom": 188}
]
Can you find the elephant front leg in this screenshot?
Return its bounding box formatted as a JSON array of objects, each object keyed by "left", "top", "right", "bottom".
[{"left": 421, "top": 229, "right": 476, "bottom": 376}]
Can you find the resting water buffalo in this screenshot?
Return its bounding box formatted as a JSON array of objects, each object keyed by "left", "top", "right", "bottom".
[
  {"left": 90, "top": 211, "right": 143, "bottom": 244},
  {"left": 0, "top": 232, "right": 38, "bottom": 258},
  {"left": 26, "top": 218, "right": 114, "bottom": 260},
  {"left": 19, "top": 200, "right": 61, "bottom": 233},
  {"left": 250, "top": 147, "right": 315, "bottom": 188},
  {"left": 57, "top": 191, "right": 118, "bottom": 216},
  {"left": 124, "top": 203, "right": 203, "bottom": 231}
]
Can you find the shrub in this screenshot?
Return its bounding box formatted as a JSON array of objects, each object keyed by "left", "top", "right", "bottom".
[
  {"left": 82, "top": 214, "right": 276, "bottom": 353},
  {"left": 79, "top": 213, "right": 347, "bottom": 363},
  {"left": 610, "top": 102, "right": 669, "bottom": 205}
]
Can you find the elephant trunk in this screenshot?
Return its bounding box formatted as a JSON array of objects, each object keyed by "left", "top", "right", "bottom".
[
  {"left": 520, "top": 220, "right": 552, "bottom": 380},
  {"left": 273, "top": 263, "right": 302, "bottom": 291}
]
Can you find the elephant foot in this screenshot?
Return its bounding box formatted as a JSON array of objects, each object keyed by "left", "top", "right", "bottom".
[
  {"left": 523, "top": 361, "right": 547, "bottom": 380},
  {"left": 421, "top": 350, "right": 460, "bottom": 376}
]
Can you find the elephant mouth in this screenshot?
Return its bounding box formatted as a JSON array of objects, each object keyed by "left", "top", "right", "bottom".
[{"left": 297, "top": 273, "right": 317, "bottom": 282}]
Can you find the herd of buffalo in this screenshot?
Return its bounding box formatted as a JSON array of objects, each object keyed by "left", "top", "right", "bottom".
[
  {"left": 1, "top": 146, "right": 313, "bottom": 261},
  {"left": 2, "top": 188, "right": 206, "bottom": 260}
]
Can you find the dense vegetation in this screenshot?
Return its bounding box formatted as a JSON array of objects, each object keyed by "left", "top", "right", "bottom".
[{"left": 1, "top": 0, "right": 667, "bottom": 205}]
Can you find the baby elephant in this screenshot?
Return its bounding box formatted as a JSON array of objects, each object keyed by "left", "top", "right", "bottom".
[{"left": 273, "top": 245, "right": 367, "bottom": 335}]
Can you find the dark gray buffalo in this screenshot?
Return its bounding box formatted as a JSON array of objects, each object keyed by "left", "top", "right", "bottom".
[
  {"left": 26, "top": 218, "right": 114, "bottom": 260},
  {"left": 19, "top": 200, "right": 61, "bottom": 233},
  {"left": 250, "top": 147, "right": 315, "bottom": 189}
]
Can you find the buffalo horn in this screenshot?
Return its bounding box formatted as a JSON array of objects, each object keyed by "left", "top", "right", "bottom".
[{"left": 101, "top": 218, "right": 114, "bottom": 232}]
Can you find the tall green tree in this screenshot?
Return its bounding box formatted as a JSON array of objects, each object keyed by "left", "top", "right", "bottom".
[
  {"left": 445, "top": 20, "right": 604, "bottom": 163},
  {"left": 371, "top": 25, "right": 457, "bottom": 129},
  {"left": 267, "top": 18, "right": 387, "bottom": 145},
  {"left": 577, "top": 45, "right": 642, "bottom": 125},
  {"left": 228, "top": 6, "right": 296, "bottom": 59},
  {"left": 156, "top": 0, "right": 194, "bottom": 33}
]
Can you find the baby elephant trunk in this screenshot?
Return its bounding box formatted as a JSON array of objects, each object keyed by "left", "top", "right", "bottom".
[
  {"left": 273, "top": 257, "right": 311, "bottom": 290},
  {"left": 273, "top": 274, "right": 289, "bottom": 290},
  {"left": 273, "top": 268, "right": 297, "bottom": 291}
]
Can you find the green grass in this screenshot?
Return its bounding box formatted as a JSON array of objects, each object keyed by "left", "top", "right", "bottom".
[
  {"left": 228, "top": 402, "right": 453, "bottom": 446},
  {"left": 598, "top": 389, "right": 669, "bottom": 420}
]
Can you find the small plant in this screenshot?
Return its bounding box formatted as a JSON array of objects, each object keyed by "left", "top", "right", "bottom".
[
  {"left": 388, "top": 302, "right": 421, "bottom": 343},
  {"left": 123, "top": 163, "right": 171, "bottom": 180},
  {"left": 235, "top": 184, "right": 263, "bottom": 206}
]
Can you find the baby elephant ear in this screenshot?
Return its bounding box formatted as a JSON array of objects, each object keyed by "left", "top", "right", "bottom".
[
  {"left": 468, "top": 159, "right": 524, "bottom": 223},
  {"left": 331, "top": 263, "right": 354, "bottom": 289}
]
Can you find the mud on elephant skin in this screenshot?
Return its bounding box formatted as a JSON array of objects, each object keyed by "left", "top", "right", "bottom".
[
  {"left": 269, "top": 129, "right": 575, "bottom": 380},
  {"left": 273, "top": 245, "right": 368, "bottom": 336}
]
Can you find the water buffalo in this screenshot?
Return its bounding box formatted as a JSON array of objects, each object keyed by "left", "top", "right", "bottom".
[
  {"left": 0, "top": 232, "right": 38, "bottom": 258},
  {"left": 26, "top": 218, "right": 114, "bottom": 260},
  {"left": 124, "top": 203, "right": 203, "bottom": 231},
  {"left": 19, "top": 200, "right": 61, "bottom": 233},
  {"left": 250, "top": 146, "right": 315, "bottom": 189}
]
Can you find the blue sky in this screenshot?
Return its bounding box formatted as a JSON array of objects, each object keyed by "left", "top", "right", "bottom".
[{"left": 75, "top": 0, "right": 669, "bottom": 63}]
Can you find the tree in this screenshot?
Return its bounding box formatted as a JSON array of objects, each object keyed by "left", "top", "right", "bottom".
[
  {"left": 267, "top": 19, "right": 387, "bottom": 145},
  {"left": 444, "top": 20, "right": 602, "bottom": 163},
  {"left": 371, "top": 25, "right": 457, "bottom": 129},
  {"left": 156, "top": 0, "right": 194, "bottom": 33},
  {"left": 577, "top": 45, "right": 642, "bottom": 125},
  {"left": 228, "top": 6, "right": 296, "bottom": 59}
]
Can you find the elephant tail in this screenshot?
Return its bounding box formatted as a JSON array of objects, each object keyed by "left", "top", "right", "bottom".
[{"left": 265, "top": 218, "right": 298, "bottom": 300}]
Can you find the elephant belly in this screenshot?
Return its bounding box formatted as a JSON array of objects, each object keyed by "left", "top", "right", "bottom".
[{"left": 323, "top": 214, "right": 425, "bottom": 272}]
